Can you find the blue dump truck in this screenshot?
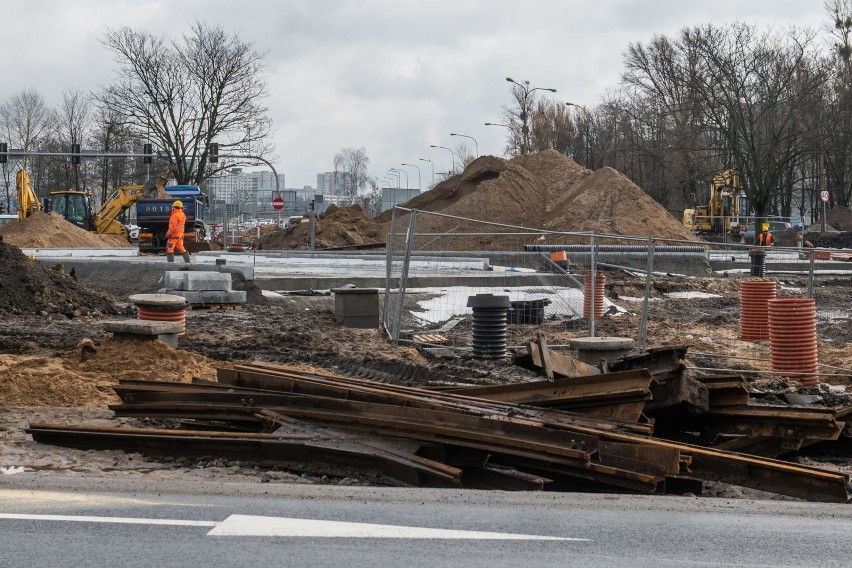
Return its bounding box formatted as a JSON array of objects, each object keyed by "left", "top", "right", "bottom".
[{"left": 136, "top": 185, "right": 207, "bottom": 253}]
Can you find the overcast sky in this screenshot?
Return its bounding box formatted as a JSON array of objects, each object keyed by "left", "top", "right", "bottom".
[{"left": 1, "top": 0, "right": 833, "bottom": 189}]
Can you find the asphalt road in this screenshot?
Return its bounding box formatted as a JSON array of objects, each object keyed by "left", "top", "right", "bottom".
[{"left": 1, "top": 478, "right": 850, "bottom": 568}]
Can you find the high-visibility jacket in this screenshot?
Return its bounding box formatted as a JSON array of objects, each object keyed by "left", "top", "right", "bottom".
[
  {"left": 167, "top": 208, "right": 186, "bottom": 238},
  {"left": 758, "top": 232, "right": 773, "bottom": 246}
]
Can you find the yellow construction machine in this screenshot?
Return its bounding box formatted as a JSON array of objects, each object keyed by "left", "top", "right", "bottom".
[
  {"left": 682, "top": 170, "right": 750, "bottom": 239},
  {"left": 15, "top": 170, "right": 42, "bottom": 220},
  {"left": 16, "top": 169, "right": 166, "bottom": 239}
]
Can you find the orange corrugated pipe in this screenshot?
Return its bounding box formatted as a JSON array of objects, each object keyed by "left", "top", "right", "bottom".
[
  {"left": 739, "top": 279, "right": 777, "bottom": 340},
  {"left": 583, "top": 271, "right": 606, "bottom": 318},
  {"left": 137, "top": 306, "right": 187, "bottom": 336},
  {"left": 768, "top": 297, "right": 818, "bottom": 387}
]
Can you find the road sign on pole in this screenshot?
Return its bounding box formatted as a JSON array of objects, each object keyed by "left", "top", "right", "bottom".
[
  {"left": 820, "top": 190, "right": 830, "bottom": 203},
  {"left": 272, "top": 196, "right": 285, "bottom": 210}
]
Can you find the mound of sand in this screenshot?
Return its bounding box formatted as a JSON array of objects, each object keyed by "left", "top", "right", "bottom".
[
  {"left": 0, "top": 241, "right": 119, "bottom": 317},
  {"left": 0, "top": 337, "right": 223, "bottom": 407},
  {"left": 259, "top": 150, "right": 701, "bottom": 249},
  {"left": 826, "top": 206, "right": 852, "bottom": 232},
  {"left": 0, "top": 212, "right": 133, "bottom": 248},
  {"left": 261, "top": 204, "right": 383, "bottom": 249}
]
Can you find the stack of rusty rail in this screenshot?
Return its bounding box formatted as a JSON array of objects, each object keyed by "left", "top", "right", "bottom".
[
  {"left": 500, "top": 336, "right": 852, "bottom": 461},
  {"left": 27, "top": 359, "right": 850, "bottom": 502}
]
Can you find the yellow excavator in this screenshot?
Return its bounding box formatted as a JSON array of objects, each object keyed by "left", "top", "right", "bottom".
[
  {"left": 15, "top": 170, "right": 42, "bottom": 220},
  {"left": 16, "top": 170, "right": 167, "bottom": 239},
  {"left": 682, "top": 170, "right": 750, "bottom": 239}
]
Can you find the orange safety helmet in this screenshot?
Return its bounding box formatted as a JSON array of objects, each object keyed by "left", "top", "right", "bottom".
[{"left": 172, "top": 200, "right": 183, "bottom": 208}]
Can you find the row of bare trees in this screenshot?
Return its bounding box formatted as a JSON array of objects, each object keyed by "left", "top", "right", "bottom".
[
  {"left": 0, "top": 22, "right": 274, "bottom": 214},
  {"left": 500, "top": 4, "right": 852, "bottom": 226}
]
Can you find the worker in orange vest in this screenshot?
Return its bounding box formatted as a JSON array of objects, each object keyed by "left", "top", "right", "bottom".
[
  {"left": 757, "top": 224, "right": 774, "bottom": 247},
  {"left": 166, "top": 200, "right": 191, "bottom": 263}
]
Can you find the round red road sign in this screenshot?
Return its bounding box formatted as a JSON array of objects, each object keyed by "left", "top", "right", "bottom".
[{"left": 272, "top": 196, "right": 285, "bottom": 210}]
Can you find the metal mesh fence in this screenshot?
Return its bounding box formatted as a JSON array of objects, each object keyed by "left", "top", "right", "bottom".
[{"left": 383, "top": 206, "right": 852, "bottom": 382}]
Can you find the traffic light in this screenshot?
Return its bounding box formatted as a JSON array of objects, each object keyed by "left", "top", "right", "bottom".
[
  {"left": 0, "top": 142, "right": 6, "bottom": 164},
  {"left": 0, "top": 203, "right": 4, "bottom": 214},
  {"left": 143, "top": 143, "right": 152, "bottom": 164},
  {"left": 209, "top": 142, "right": 218, "bottom": 163},
  {"left": 71, "top": 143, "right": 81, "bottom": 164}
]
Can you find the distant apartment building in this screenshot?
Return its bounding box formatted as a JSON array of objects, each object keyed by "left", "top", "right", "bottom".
[{"left": 316, "top": 171, "right": 353, "bottom": 198}]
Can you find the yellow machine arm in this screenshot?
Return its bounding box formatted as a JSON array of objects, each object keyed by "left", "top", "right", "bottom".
[
  {"left": 16, "top": 170, "right": 42, "bottom": 220},
  {"left": 91, "top": 174, "right": 166, "bottom": 235}
]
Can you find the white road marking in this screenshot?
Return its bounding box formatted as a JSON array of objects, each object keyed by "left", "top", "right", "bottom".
[
  {"left": 0, "top": 512, "right": 588, "bottom": 541},
  {"left": 0, "top": 513, "right": 217, "bottom": 527},
  {"left": 207, "top": 515, "right": 586, "bottom": 540}
]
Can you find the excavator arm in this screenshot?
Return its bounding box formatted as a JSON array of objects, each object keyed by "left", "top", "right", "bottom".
[
  {"left": 91, "top": 174, "right": 168, "bottom": 235},
  {"left": 16, "top": 170, "right": 42, "bottom": 220}
]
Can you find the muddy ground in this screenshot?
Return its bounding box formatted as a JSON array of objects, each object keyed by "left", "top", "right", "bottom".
[{"left": 2, "top": 271, "right": 852, "bottom": 494}]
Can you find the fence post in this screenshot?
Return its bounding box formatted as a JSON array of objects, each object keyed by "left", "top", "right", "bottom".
[
  {"left": 589, "top": 233, "right": 597, "bottom": 338},
  {"left": 390, "top": 209, "right": 417, "bottom": 343},
  {"left": 637, "top": 237, "right": 655, "bottom": 352},
  {"left": 383, "top": 206, "right": 399, "bottom": 334},
  {"left": 807, "top": 251, "right": 816, "bottom": 298}
]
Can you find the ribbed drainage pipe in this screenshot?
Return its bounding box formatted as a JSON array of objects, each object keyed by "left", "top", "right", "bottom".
[
  {"left": 739, "top": 279, "right": 777, "bottom": 340},
  {"left": 466, "top": 294, "right": 511, "bottom": 359},
  {"left": 524, "top": 244, "right": 705, "bottom": 254},
  {"left": 748, "top": 248, "right": 767, "bottom": 277},
  {"left": 583, "top": 272, "right": 606, "bottom": 319},
  {"left": 130, "top": 294, "right": 189, "bottom": 336},
  {"left": 768, "top": 297, "right": 818, "bottom": 387}
]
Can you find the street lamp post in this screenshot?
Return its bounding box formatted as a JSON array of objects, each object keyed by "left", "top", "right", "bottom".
[
  {"left": 418, "top": 158, "right": 435, "bottom": 188},
  {"left": 430, "top": 144, "right": 456, "bottom": 174},
  {"left": 484, "top": 122, "right": 510, "bottom": 128},
  {"left": 566, "top": 102, "right": 593, "bottom": 167},
  {"left": 505, "top": 77, "right": 557, "bottom": 154},
  {"left": 401, "top": 163, "right": 421, "bottom": 190},
  {"left": 386, "top": 170, "right": 400, "bottom": 188},
  {"left": 450, "top": 133, "right": 479, "bottom": 158},
  {"left": 390, "top": 168, "right": 409, "bottom": 189}
]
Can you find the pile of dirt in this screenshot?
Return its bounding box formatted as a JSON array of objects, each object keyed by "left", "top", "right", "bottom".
[
  {"left": 260, "top": 204, "right": 383, "bottom": 249},
  {"left": 544, "top": 165, "right": 702, "bottom": 241},
  {"left": 0, "top": 240, "right": 119, "bottom": 318},
  {"left": 0, "top": 336, "right": 224, "bottom": 407},
  {"left": 0, "top": 212, "right": 133, "bottom": 248},
  {"left": 260, "top": 150, "right": 701, "bottom": 249},
  {"left": 826, "top": 206, "right": 852, "bottom": 232}
]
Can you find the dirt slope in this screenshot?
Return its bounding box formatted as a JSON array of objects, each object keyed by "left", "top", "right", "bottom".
[
  {"left": 0, "top": 212, "right": 133, "bottom": 248},
  {"left": 0, "top": 240, "right": 119, "bottom": 318}
]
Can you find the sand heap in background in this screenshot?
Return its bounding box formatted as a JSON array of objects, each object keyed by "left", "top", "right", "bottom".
[
  {"left": 0, "top": 337, "right": 223, "bottom": 407},
  {"left": 263, "top": 150, "right": 701, "bottom": 249},
  {"left": 826, "top": 206, "right": 852, "bottom": 232},
  {"left": 0, "top": 241, "right": 119, "bottom": 317},
  {"left": 0, "top": 212, "right": 133, "bottom": 248},
  {"left": 261, "top": 204, "right": 382, "bottom": 249}
]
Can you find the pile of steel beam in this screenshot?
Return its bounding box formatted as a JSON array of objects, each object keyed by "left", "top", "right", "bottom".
[{"left": 27, "top": 359, "right": 851, "bottom": 502}]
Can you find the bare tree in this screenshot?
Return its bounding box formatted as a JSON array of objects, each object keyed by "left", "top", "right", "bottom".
[
  {"left": 96, "top": 22, "right": 273, "bottom": 185},
  {"left": 624, "top": 23, "right": 832, "bottom": 225},
  {"left": 333, "top": 147, "right": 370, "bottom": 201},
  {"left": 0, "top": 89, "right": 52, "bottom": 206},
  {"left": 52, "top": 90, "right": 93, "bottom": 190},
  {"left": 501, "top": 78, "right": 557, "bottom": 155}
]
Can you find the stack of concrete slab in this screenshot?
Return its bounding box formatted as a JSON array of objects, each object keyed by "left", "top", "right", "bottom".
[{"left": 159, "top": 271, "right": 246, "bottom": 306}]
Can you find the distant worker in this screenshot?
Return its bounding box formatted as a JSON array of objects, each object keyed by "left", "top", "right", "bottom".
[
  {"left": 757, "top": 223, "right": 774, "bottom": 247},
  {"left": 166, "top": 200, "right": 191, "bottom": 263}
]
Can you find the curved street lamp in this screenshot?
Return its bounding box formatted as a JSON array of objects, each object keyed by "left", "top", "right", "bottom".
[
  {"left": 418, "top": 158, "right": 435, "bottom": 188},
  {"left": 505, "top": 77, "right": 557, "bottom": 154},
  {"left": 389, "top": 167, "right": 408, "bottom": 189},
  {"left": 450, "top": 132, "right": 478, "bottom": 158},
  {"left": 401, "top": 163, "right": 421, "bottom": 190},
  {"left": 484, "top": 122, "right": 510, "bottom": 128},
  {"left": 430, "top": 144, "right": 456, "bottom": 174}
]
